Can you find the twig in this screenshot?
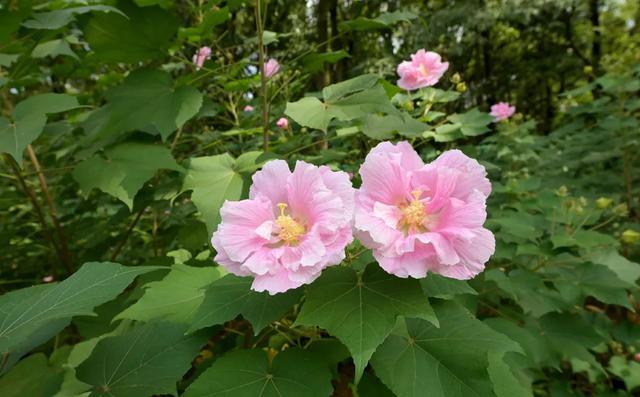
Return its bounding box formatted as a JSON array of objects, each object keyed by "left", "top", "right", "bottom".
[
  {"left": 26, "top": 144, "right": 73, "bottom": 273},
  {"left": 255, "top": 0, "right": 270, "bottom": 151},
  {"left": 3, "top": 154, "right": 61, "bottom": 273},
  {"left": 110, "top": 207, "right": 145, "bottom": 262}
]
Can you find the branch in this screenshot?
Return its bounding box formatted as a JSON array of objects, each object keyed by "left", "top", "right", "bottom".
[
  {"left": 26, "top": 144, "right": 73, "bottom": 273},
  {"left": 110, "top": 206, "right": 146, "bottom": 262}
]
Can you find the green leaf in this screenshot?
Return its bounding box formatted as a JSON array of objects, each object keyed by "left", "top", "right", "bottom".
[
  {"left": 362, "top": 112, "right": 427, "bottom": 140},
  {"left": 0, "top": 262, "right": 158, "bottom": 374},
  {"left": 550, "top": 262, "right": 633, "bottom": 308},
  {"left": 295, "top": 263, "right": 437, "bottom": 382},
  {"left": 115, "top": 264, "right": 224, "bottom": 323},
  {"left": 84, "top": 3, "right": 178, "bottom": 63},
  {"left": 22, "top": 5, "right": 124, "bottom": 30},
  {"left": 188, "top": 274, "right": 302, "bottom": 333},
  {"left": 98, "top": 69, "right": 202, "bottom": 140},
  {"left": 286, "top": 79, "right": 397, "bottom": 133},
  {"left": 322, "top": 74, "right": 380, "bottom": 101},
  {"left": 302, "top": 50, "right": 350, "bottom": 73},
  {"left": 183, "top": 348, "right": 332, "bottom": 397},
  {"left": 358, "top": 371, "right": 396, "bottom": 397},
  {"left": 370, "top": 301, "right": 521, "bottom": 397},
  {"left": 551, "top": 230, "right": 618, "bottom": 249},
  {"left": 0, "top": 93, "right": 80, "bottom": 163},
  {"left": 447, "top": 108, "right": 493, "bottom": 137},
  {"left": 0, "top": 353, "right": 64, "bottom": 397},
  {"left": 589, "top": 249, "right": 640, "bottom": 282},
  {"left": 73, "top": 143, "right": 183, "bottom": 209},
  {"left": 181, "top": 151, "right": 273, "bottom": 234},
  {"left": 487, "top": 351, "right": 533, "bottom": 397},
  {"left": 0, "top": 53, "right": 19, "bottom": 67},
  {"left": 608, "top": 356, "right": 640, "bottom": 391},
  {"left": 420, "top": 274, "right": 477, "bottom": 299},
  {"left": 76, "top": 322, "right": 207, "bottom": 397},
  {"left": 340, "top": 11, "right": 417, "bottom": 32},
  {"left": 285, "top": 97, "right": 332, "bottom": 131},
  {"left": 32, "top": 39, "right": 78, "bottom": 60}
]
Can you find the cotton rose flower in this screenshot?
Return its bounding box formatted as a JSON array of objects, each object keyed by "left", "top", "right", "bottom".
[
  {"left": 397, "top": 49, "right": 449, "bottom": 91},
  {"left": 243, "top": 105, "right": 254, "bottom": 112},
  {"left": 490, "top": 102, "right": 516, "bottom": 121},
  {"left": 264, "top": 58, "right": 280, "bottom": 79},
  {"left": 276, "top": 117, "right": 289, "bottom": 129},
  {"left": 211, "top": 160, "right": 354, "bottom": 294},
  {"left": 354, "top": 141, "right": 494, "bottom": 279},
  {"left": 192, "top": 46, "right": 211, "bottom": 70}
]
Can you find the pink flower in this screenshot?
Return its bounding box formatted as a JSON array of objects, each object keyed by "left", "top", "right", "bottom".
[
  {"left": 276, "top": 117, "right": 289, "bottom": 129},
  {"left": 42, "top": 275, "right": 54, "bottom": 283},
  {"left": 264, "top": 58, "right": 280, "bottom": 79},
  {"left": 211, "top": 160, "right": 354, "bottom": 294},
  {"left": 192, "top": 46, "right": 211, "bottom": 70},
  {"left": 243, "top": 105, "right": 254, "bottom": 112},
  {"left": 634, "top": 353, "right": 640, "bottom": 362},
  {"left": 490, "top": 102, "right": 516, "bottom": 122},
  {"left": 397, "top": 49, "right": 449, "bottom": 91},
  {"left": 354, "top": 141, "right": 494, "bottom": 279}
]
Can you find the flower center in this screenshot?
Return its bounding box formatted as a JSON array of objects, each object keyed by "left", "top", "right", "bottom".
[
  {"left": 275, "top": 203, "right": 305, "bottom": 245},
  {"left": 418, "top": 64, "right": 429, "bottom": 78},
  {"left": 399, "top": 190, "right": 427, "bottom": 233}
]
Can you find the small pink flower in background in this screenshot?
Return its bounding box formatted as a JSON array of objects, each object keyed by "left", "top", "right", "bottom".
[
  {"left": 243, "top": 105, "right": 254, "bottom": 112},
  {"left": 397, "top": 49, "right": 449, "bottom": 91},
  {"left": 490, "top": 102, "right": 516, "bottom": 121},
  {"left": 634, "top": 353, "right": 640, "bottom": 362},
  {"left": 42, "top": 275, "right": 54, "bottom": 283},
  {"left": 211, "top": 160, "right": 354, "bottom": 294},
  {"left": 264, "top": 58, "right": 280, "bottom": 79},
  {"left": 276, "top": 117, "right": 289, "bottom": 129},
  {"left": 192, "top": 46, "right": 211, "bottom": 70},
  {"left": 354, "top": 141, "right": 494, "bottom": 280}
]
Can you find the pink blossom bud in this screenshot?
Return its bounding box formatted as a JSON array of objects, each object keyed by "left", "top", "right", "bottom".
[
  {"left": 264, "top": 58, "right": 280, "bottom": 79},
  {"left": 192, "top": 46, "right": 212, "bottom": 70},
  {"left": 276, "top": 117, "right": 289, "bottom": 129},
  {"left": 243, "top": 105, "right": 254, "bottom": 112}
]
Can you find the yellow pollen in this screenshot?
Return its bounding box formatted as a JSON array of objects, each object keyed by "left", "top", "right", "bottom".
[
  {"left": 275, "top": 203, "right": 305, "bottom": 245},
  {"left": 418, "top": 64, "right": 429, "bottom": 78},
  {"left": 399, "top": 190, "right": 427, "bottom": 233}
]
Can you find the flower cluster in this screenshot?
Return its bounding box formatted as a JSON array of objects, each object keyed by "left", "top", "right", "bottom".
[{"left": 211, "top": 142, "right": 494, "bottom": 294}]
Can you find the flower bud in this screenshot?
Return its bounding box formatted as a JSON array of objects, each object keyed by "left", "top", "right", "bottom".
[
  {"left": 613, "top": 203, "right": 629, "bottom": 217},
  {"left": 456, "top": 82, "right": 467, "bottom": 93},
  {"left": 450, "top": 73, "right": 461, "bottom": 84},
  {"left": 556, "top": 185, "right": 569, "bottom": 197},
  {"left": 621, "top": 229, "right": 640, "bottom": 244},
  {"left": 583, "top": 65, "right": 593, "bottom": 75},
  {"left": 596, "top": 197, "right": 613, "bottom": 209}
]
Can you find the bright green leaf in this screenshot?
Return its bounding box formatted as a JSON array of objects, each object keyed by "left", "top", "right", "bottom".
[
  {"left": 188, "top": 274, "right": 302, "bottom": 333},
  {"left": 22, "top": 6, "right": 124, "bottom": 30},
  {"left": 370, "top": 301, "right": 521, "bottom": 397},
  {"left": 76, "top": 322, "right": 207, "bottom": 397},
  {"left": 73, "top": 143, "right": 183, "bottom": 209},
  {"left": 183, "top": 348, "right": 332, "bottom": 397},
  {"left": 115, "top": 264, "right": 224, "bottom": 323},
  {"left": 295, "top": 263, "right": 437, "bottom": 382}
]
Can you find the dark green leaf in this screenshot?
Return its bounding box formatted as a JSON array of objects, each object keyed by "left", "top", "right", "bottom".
[
  {"left": 188, "top": 274, "right": 302, "bottom": 333},
  {"left": 183, "top": 348, "right": 332, "bottom": 397},
  {"left": 295, "top": 263, "right": 437, "bottom": 382}
]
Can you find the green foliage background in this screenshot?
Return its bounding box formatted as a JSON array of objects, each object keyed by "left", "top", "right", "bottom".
[{"left": 0, "top": 0, "right": 639, "bottom": 396}]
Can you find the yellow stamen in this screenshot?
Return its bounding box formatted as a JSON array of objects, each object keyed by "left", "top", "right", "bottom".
[
  {"left": 418, "top": 64, "right": 429, "bottom": 78},
  {"left": 275, "top": 203, "right": 305, "bottom": 245},
  {"left": 399, "top": 190, "right": 427, "bottom": 233}
]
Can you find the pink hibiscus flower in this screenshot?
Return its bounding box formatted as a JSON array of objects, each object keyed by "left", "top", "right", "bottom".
[
  {"left": 243, "top": 105, "right": 254, "bottom": 112},
  {"left": 354, "top": 141, "right": 494, "bottom": 279},
  {"left": 397, "top": 49, "right": 449, "bottom": 91},
  {"left": 490, "top": 102, "right": 516, "bottom": 122},
  {"left": 211, "top": 160, "right": 354, "bottom": 294},
  {"left": 264, "top": 58, "right": 280, "bottom": 79},
  {"left": 192, "top": 46, "right": 211, "bottom": 70},
  {"left": 276, "top": 117, "right": 289, "bottom": 129}
]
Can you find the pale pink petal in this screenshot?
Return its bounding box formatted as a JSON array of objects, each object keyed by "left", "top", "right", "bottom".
[
  {"left": 250, "top": 159, "right": 291, "bottom": 205},
  {"left": 252, "top": 271, "right": 302, "bottom": 295},
  {"left": 431, "top": 149, "right": 491, "bottom": 198},
  {"left": 214, "top": 198, "right": 274, "bottom": 262}
]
